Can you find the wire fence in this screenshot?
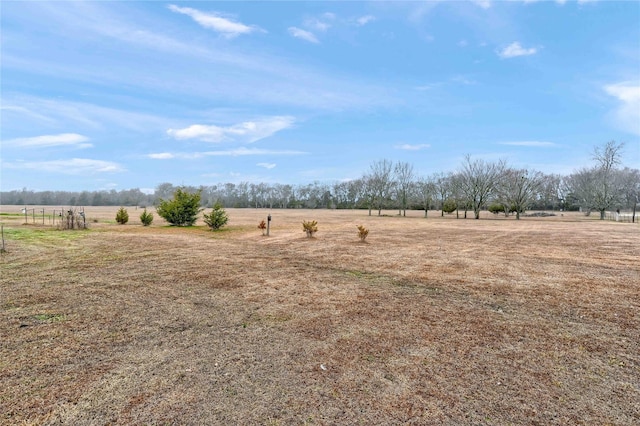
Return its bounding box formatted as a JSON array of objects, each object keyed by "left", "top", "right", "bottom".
[{"left": 19, "top": 207, "right": 87, "bottom": 228}]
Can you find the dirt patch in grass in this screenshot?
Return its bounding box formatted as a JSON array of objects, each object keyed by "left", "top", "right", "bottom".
[{"left": 1, "top": 207, "right": 638, "bottom": 425}]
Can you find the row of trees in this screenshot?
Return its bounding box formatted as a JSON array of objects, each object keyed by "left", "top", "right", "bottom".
[{"left": 3, "top": 141, "right": 638, "bottom": 220}]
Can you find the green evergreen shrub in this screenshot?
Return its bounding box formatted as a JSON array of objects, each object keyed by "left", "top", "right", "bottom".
[
  {"left": 115, "top": 207, "right": 129, "bottom": 224},
  {"left": 156, "top": 188, "right": 203, "bottom": 226},
  {"left": 139, "top": 208, "right": 154, "bottom": 226},
  {"left": 203, "top": 202, "right": 229, "bottom": 230}
]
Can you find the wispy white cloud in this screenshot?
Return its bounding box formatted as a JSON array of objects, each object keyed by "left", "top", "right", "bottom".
[
  {"left": 304, "top": 17, "right": 332, "bottom": 32},
  {"left": 204, "top": 147, "right": 305, "bottom": 157},
  {"left": 147, "top": 147, "right": 306, "bottom": 160},
  {"left": 167, "top": 4, "right": 262, "bottom": 38},
  {"left": 0, "top": 105, "right": 56, "bottom": 123},
  {"left": 497, "top": 42, "right": 539, "bottom": 58},
  {"left": 4, "top": 158, "right": 124, "bottom": 174},
  {"left": 498, "top": 141, "right": 557, "bottom": 147},
  {"left": 288, "top": 27, "right": 319, "bottom": 44},
  {"left": 167, "top": 116, "right": 295, "bottom": 144},
  {"left": 3, "top": 5, "right": 396, "bottom": 113},
  {"left": 450, "top": 75, "right": 476, "bottom": 85},
  {"left": 4, "top": 133, "right": 92, "bottom": 149},
  {"left": 355, "top": 15, "right": 376, "bottom": 26},
  {"left": 511, "top": 0, "right": 567, "bottom": 6},
  {"left": 472, "top": 0, "right": 492, "bottom": 9},
  {"left": 148, "top": 152, "right": 175, "bottom": 159},
  {"left": 604, "top": 82, "right": 640, "bottom": 136},
  {"left": 257, "top": 162, "right": 276, "bottom": 169},
  {"left": 408, "top": 2, "right": 440, "bottom": 22},
  {"left": 395, "top": 143, "right": 431, "bottom": 151},
  {"left": 3, "top": 95, "right": 170, "bottom": 133}
]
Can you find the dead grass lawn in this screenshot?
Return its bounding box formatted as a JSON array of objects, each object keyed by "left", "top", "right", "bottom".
[{"left": 1, "top": 207, "right": 638, "bottom": 425}]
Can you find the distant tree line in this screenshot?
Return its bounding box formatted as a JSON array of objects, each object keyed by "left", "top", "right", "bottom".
[{"left": 3, "top": 141, "right": 638, "bottom": 220}]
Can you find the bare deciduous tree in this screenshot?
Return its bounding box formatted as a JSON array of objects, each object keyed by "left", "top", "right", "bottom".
[
  {"left": 565, "top": 167, "right": 597, "bottom": 215},
  {"left": 416, "top": 177, "right": 436, "bottom": 218},
  {"left": 592, "top": 141, "right": 625, "bottom": 219},
  {"left": 619, "top": 167, "right": 640, "bottom": 222},
  {"left": 498, "top": 169, "right": 545, "bottom": 219},
  {"left": 538, "top": 173, "right": 563, "bottom": 211},
  {"left": 394, "top": 161, "right": 414, "bottom": 217},
  {"left": 367, "top": 160, "right": 395, "bottom": 216},
  {"left": 458, "top": 155, "right": 506, "bottom": 219},
  {"left": 432, "top": 172, "right": 452, "bottom": 217}
]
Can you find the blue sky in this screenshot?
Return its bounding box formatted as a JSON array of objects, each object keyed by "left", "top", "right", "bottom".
[{"left": 1, "top": 0, "right": 639, "bottom": 193}]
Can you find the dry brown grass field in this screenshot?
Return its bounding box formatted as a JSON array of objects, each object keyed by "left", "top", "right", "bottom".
[{"left": 1, "top": 206, "right": 638, "bottom": 425}]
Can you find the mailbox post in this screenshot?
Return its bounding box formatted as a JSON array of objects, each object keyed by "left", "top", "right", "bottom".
[{"left": 267, "top": 214, "right": 271, "bottom": 236}]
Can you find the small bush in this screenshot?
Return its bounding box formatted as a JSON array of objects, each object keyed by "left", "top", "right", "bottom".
[
  {"left": 139, "top": 208, "right": 153, "bottom": 226},
  {"left": 357, "top": 225, "right": 369, "bottom": 242},
  {"left": 203, "top": 202, "right": 229, "bottom": 230},
  {"left": 302, "top": 220, "right": 318, "bottom": 238},
  {"left": 488, "top": 203, "right": 505, "bottom": 215},
  {"left": 442, "top": 199, "right": 457, "bottom": 214},
  {"left": 156, "top": 188, "right": 203, "bottom": 226},
  {"left": 258, "top": 220, "right": 267, "bottom": 235},
  {"left": 115, "top": 207, "right": 129, "bottom": 225}
]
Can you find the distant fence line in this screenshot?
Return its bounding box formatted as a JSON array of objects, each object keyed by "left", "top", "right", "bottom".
[
  {"left": 20, "top": 207, "right": 86, "bottom": 227},
  {"left": 604, "top": 211, "right": 636, "bottom": 223}
]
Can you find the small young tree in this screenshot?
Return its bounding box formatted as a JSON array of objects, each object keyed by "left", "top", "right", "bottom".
[
  {"left": 139, "top": 208, "right": 153, "bottom": 226},
  {"left": 115, "top": 207, "right": 129, "bottom": 224},
  {"left": 302, "top": 220, "right": 318, "bottom": 238},
  {"left": 356, "top": 225, "right": 369, "bottom": 242},
  {"left": 203, "top": 202, "right": 229, "bottom": 230},
  {"left": 156, "top": 188, "right": 203, "bottom": 226},
  {"left": 258, "top": 220, "right": 267, "bottom": 235}
]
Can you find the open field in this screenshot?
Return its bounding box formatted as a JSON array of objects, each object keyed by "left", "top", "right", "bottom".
[{"left": 1, "top": 206, "right": 639, "bottom": 425}]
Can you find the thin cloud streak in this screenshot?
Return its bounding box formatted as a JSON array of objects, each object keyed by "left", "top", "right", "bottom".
[
  {"left": 167, "top": 116, "right": 296, "bottom": 143},
  {"left": 395, "top": 143, "right": 431, "bottom": 151},
  {"left": 257, "top": 162, "right": 277, "bottom": 169},
  {"left": 288, "top": 27, "right": 320, "bottom": 44},
  {"left": 167, "top": 5, "right": 262, "bottom": 38},
  {"left": 2, "top": 3, "right": 395, "bottom": 112},
  {"left": 5, "top": 133, "right": 92, "bottom": 148},
  {"left": 4, "top": 158, "right": 124, "bottom": 174},
  {"left": 499, "top": 141, "right": 557, "bottom": 147},
  {"left": 147, "top": 147, "right": 307, "bottom": 160}
]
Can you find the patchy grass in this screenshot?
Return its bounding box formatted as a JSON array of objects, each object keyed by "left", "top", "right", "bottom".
[
  {"left": 33, "top": 313, "right": 66, "bottom": 322},
  {"left": 0, "top": 226, "right": 89, "bottom": 245},
  {"left": 0, "top": 207, "right": 638, "bottom": 425}
]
